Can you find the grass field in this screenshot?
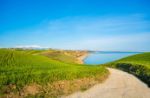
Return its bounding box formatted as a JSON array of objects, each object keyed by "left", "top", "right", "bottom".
[
  {"left": 105, "top": 52, "right": 150, "bottom": 86},
  {"left": 0, "top": 49, "right": 108, "bottom": 98},
  {"left": 39, "top": 49, "right": 87, "bottom": 64},
  {"left": 14, "top": 48, "right": 87, "bottom": 64}
]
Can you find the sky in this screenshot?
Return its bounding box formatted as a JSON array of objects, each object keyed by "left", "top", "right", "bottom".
[{"left": 0, "top": 0, "right": 150, "bottom": 51}]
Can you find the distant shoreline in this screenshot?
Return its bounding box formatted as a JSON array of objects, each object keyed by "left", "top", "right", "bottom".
[
  {"left": 88, "top": 51, "right": 144, "bottom": 54},
  {"left": 77, "top": 51, "right": 140, "bottom": 64},
  {"left": 77, "top": 52, "right": 89, "bottom": 64}
]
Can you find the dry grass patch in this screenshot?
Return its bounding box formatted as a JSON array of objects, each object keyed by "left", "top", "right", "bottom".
[
  {"left": 0, "top": 73, "right": 109, "bottom": 98},
  {"left": 41, "top": 73, "right": 109, "bottom": 98}
]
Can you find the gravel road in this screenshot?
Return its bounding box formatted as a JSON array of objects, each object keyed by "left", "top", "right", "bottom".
[{"left": 64, "top": 68, "right": 150, "bottom": 98}]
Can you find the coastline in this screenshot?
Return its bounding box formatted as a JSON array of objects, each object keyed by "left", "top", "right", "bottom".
[{"left": 77, "top": 52, "right": 89, "bottom": 64}]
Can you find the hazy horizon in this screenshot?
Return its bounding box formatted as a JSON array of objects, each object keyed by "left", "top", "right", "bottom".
[{"left": 1, "top": 0, "right": 150, "bottom": 51}]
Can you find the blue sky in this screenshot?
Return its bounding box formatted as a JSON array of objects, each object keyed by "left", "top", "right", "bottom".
[{"left": 0, "top": 0, "right": 150, "bottom": 51}]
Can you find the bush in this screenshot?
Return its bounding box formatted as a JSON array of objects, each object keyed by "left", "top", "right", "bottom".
[{"left": 113, "top": 63, "right": 150, "bottom": 87}]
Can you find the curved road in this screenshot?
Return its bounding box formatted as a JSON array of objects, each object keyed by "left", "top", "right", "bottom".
[{"left": 64, "top": 68, "right": 150, "bottom": 98}]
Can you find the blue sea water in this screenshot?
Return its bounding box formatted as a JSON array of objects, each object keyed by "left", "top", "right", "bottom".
[{"left": 84, "top": 52, "right": 140, "bottom": 65}]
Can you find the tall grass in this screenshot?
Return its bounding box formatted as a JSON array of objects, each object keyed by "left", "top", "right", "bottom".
[{"left": 0, "top": 49, "right": 108, "bottom": 97}]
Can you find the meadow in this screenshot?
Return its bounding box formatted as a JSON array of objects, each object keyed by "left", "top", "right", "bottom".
[
  {"left": 15, "top": 48, "right": 87, "bottom": 64},
  {"left": 105, "top": 52, "right": 150, "bottom": 86},
  {"left": 0, "top": 49, "right": 108, "bottom": 98}
]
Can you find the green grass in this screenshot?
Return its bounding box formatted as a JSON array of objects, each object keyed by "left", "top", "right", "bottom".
[
  {"left": 105, "top": 52, "right": 150, "bottom": 86},
  {"left": 116, "top": 52, "right": 150, "bottom": 68},
  {"left": 14, "top": 48, "right": 86, "bottom": 64},
  {"left": 39, "top": 50, "right": 79, "bottom": 64},
  {"left": 0, "top": 49, "right": 108, "bottom": 97}
]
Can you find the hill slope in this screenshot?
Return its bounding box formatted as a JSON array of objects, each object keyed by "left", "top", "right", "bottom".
[
  {"left": 14, "top": 49, "right": 88, "bottom": 64},
  {"left": 0, "top": 49, "right": 108, "bottom": 97},
  {"left": 106, "top": 52, "right": 150, "bottom": 86}
]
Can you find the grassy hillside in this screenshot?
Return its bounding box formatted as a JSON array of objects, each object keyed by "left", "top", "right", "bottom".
[
  {"left": 39, "top": 49, "right": 87, "bottom": 64},
  {"left": 0, "top": 49, "right": 108, "bottom": 97},
  {"left": 105, "top": 52, "right": 150, "bottom": 86},
  {"left": 14, "top": 48, "right": 87, "bottom": 64}
]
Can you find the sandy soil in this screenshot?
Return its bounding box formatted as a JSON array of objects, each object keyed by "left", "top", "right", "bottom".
[
  {"left": 63, "top": 68, "right": 150, "bottom": 98},
  {"left": 77, "top": 53, "right": 88, "bottom": 64}
]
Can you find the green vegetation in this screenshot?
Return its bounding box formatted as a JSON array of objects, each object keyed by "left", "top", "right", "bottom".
[
  {"left": 14, "top": 48, "right": 87, "bottom": 64},
  {"left": 39, "top": 49, "right": 85, "bottom": 64},
  {"left": 105, "top": 52, "right": 150, "bottom": 86},
  {"left": 0, "top": 49, "right": 108, "bottom": 97}
]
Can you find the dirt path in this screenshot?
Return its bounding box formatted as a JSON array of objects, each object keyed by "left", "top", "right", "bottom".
[{"left": 64, "top": 68, "right": 150, "bottom": 98}]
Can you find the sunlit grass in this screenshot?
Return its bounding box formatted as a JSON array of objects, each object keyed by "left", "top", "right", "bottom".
[
  {"left": 0, "top": 49, "right": 108, "bottom": 97},
  {"left": 105, "top": 52, "right": 150, "bottom": 86}
]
